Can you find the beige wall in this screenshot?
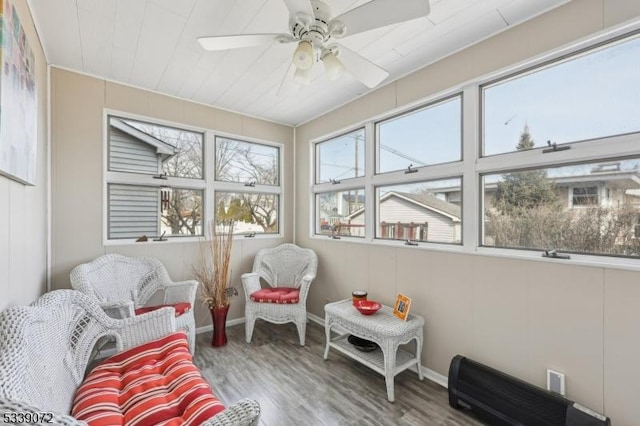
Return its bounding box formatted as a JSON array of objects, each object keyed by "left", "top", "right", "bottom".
[
  {"left": 50, "top": 68, "right": 294, "bottom": 326},
  {"left": 296, "top": 0, "right": 640, "bottom": 424},
  {"left": 0, "top": 0, "right": 49, "bottom": 310}
]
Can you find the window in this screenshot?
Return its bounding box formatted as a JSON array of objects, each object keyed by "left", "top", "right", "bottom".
[
  {"left": 316, "top": 129, "right": 364, "bottom": 183},
  {"left": 215, "top": 137, "right": 279, "bottom": 185},
  {"left": 311, "top": 27, "right": 640, "bottom": 262},
  {"left": 572, "top": 186, "right": 598, "bottom": 207},
  {"left": 482, "top": 158, "right": 640, "bottom": 257},
  {"left": 480, "top": 30, "right": 640, "bottom": 259},
  {"left": 316, "top": 189, "right": 365, "bottom": 237},
  {"left": 311, "top": 93, "right": 463, "bottom": 244},
  {"left": 483, "top": 34, "right": 640, "bottom": 157},
  {"left": 106, "top": 116, "right": 205, "bottom": 240},
  {"left": 377, "top": 96, "right": 461, "bottom": 174},
  {"left": 214, "top": 136, "right": 282, "bottom": 235},
  {"left": 377, "top": 179, "right": 462, "bottom": 244},
  {"left": 105, "top": 115, "right": 283, "bottom": 241}
]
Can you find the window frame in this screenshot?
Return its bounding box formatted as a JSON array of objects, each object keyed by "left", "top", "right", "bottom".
[
  {"left": 103, "top": 110, "right": 284, "bottom": 244},
  {"left": 309, "top": 21, "right": 640, "bottom": 268},
  {"left": 212, "top": 132, "right": 284, "bottom": 236},
  {"left": 570, "top": 186, "right": 599, "bottom": 208},
  {"left": 310, "top": 88, "right": 465, "bottom": 248}
]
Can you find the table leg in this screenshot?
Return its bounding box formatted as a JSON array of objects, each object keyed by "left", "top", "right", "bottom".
[
  {"left": 415, "top": 337, "right": 424, "bottom": 381},
  {"left": 382, "top": 341, "right": 396, "bottom": 402},
  {"left": 323, "top": 317, "right": 332, "bottom": 360}
]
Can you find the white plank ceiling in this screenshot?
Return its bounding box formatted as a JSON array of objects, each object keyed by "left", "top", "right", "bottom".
[{"left": 28, "top": 0, "right": 570, "bottom": 126}]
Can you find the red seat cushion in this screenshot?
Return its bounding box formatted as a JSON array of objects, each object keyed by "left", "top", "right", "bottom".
[
  {"left": 135, "top": 302, "right": 191, "bottom": 317},
  {"left": 72, "top": 332, "right": 224, "bottom": 426},
  {"left": 250, "top": 287, "right": 299, "bottom": 304}
]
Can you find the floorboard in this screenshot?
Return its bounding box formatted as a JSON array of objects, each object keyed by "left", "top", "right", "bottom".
[{"left": 193, "top": 320, "right": 487, "bottom": 426}]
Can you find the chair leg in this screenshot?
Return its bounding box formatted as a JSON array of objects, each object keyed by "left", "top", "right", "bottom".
[
  {"left": 296, "top": 320, "right": 306, "bottom": 346},
  {"left": 245, "top": 316, "right": 256, "bottom": 344},
  {"left": 188, "top": 329, "right": 195, "bottom": 354}
]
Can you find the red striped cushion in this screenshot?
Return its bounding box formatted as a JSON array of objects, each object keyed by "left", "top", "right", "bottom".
[
  {"left": 250, "top": 287, "right": 299, "bottom": 304},
  {"left": 134, "top": 302, "right": 191, "bottom": 317},
  {"left": 72, "top": 332, "right": 224, "bottom": 426}
]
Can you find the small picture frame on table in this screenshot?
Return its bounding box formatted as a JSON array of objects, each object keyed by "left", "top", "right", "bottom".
[{"left": 393, "top": 294, "right": 411, "bottom": 321}]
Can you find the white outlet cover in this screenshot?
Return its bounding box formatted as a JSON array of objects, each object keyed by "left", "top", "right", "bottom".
[{"left": 547, "top": 369, "right": 566, "bottom": 396}]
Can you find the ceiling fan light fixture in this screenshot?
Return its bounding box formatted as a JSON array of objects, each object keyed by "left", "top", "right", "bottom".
[
  {"left": 322, "top": 52, "right": 344, "bottom": 81},
  {"left": 293, "top": 67, "right": 312, "bottom": 85},
  {"left": 293, "top": 41, "right": 314, "bottom": 70}
]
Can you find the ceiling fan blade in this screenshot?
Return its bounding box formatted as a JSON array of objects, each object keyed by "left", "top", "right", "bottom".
[
  {"left": 197, "top": 34, "right": 294, "bottom": 51},
  {"left": 338, "top": 45, "right": 389, "bottom": 88},
  {"left": 332, "top": 0, "right": 430, "bottom": 38},
  {"left": 282, "top": 0, "right": 314, "bottom": 18}
]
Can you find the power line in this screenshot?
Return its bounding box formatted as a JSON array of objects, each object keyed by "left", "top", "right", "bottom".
[{"left": 380, "top": 144, "right": 427, "bottom": 166}]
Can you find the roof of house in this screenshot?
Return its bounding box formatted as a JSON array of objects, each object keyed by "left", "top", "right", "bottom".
[
  {"left": 111, "top": 118, "right": 176, "bottom": 157},
  {"left": 346, "top": 191, "right": 461, "bottom": 222},
  {"left": 390, "top": 191, "right": 461, "bottom": 221}
]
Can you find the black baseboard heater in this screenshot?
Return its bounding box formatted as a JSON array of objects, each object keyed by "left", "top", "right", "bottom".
[{"left": 448, "top": 355, "right": 611, "bottom": 426}]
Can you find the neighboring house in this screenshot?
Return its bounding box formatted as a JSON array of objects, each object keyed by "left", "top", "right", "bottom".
[
  {"left": 108, "top": 119, "right": 178, "bottom": 239},
  {"left": 346, "top": 191, "right": 461, "bottom": 243}
]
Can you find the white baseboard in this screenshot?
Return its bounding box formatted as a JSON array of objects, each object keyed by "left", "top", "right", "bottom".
[
  {"left": 196, "top": 317, "right": 245, "bottom": 335},
  {"left": 307, "top": 312, "right": 449, "bottom": 389}
]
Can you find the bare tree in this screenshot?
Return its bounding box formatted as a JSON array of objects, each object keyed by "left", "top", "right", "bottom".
[
  {"left": 215, "top": 138, "right": 279, "bottom": 232},
  {"left": 125, "top": 120, "right": 204, "bottom": 235}
]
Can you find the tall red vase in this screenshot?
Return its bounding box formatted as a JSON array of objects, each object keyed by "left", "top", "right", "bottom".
[{"left": 210, "top": 305, "right": 230, "bottom": 347}]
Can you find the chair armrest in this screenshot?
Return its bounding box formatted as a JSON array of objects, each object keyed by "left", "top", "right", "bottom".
[
  {"left": 297, "top": 274, "right": 316, "bottom": 303},
  {"left": 241, "top": 273, "right": 261, "bottom": 298},
  {"left": 118, "top": 307, "right": 177, "bottom": 350},
  {"left": 99, "top": 300, "right": 135, "bottom": 319},
  {"left": 162, "top": 280, "right": 198, "bottom": 306},
  {"left": 0, "top": 398, "right": 87, "bottom": 425},
  {"left": 202, "top": 399, "right": 261, "bottom": 426}
]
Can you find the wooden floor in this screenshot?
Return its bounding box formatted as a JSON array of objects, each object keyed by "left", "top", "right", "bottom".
[{"left": 193, "top": 320, "right": 486, "bottom": 426}]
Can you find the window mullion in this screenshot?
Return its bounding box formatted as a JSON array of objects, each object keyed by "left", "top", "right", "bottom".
[
  {"left": 462, "top": 84, "right": 479, "bottom": 251},
  {"left": 365, "top": 121, "right": 375, "bottom": 242}
]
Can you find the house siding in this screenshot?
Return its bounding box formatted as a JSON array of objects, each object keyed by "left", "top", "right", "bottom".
[
  {"left": 108, "top": 184, "right": 159, "bottom": 239},
  {"left": 109, "top": 127, "right": 161, "bottom": 174},
  {"left": 380, "top": 197, "right": 457, "bottom": 243}
]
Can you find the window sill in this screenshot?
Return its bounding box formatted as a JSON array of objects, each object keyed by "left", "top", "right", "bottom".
[
  {"left": 476, "top": 246, "right": 640, "bottom": 272},
  {"left": 104, "top": 233, "right": 284, "bottom": 246}
]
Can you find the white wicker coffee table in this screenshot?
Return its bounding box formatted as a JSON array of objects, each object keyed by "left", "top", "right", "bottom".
[{"left": 323, "top": 299, "right": 424, "bottom": 402}]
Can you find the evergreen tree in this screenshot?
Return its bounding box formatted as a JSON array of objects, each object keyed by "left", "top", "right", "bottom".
[
  {"left": 516, "top": 124, "right": 535, "bottom": 150},
  {"left": 494, "top": 125, "right": 560, "bottom": 216}
]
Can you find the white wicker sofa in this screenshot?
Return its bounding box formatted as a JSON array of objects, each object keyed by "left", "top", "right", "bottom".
[{"left": 0, "top": 290, "right": 260, "bottom": 426}]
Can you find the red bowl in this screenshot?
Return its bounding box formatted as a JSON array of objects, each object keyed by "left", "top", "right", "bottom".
[{"left": 354, "top": 300, "right": 382, "bottom": 315}]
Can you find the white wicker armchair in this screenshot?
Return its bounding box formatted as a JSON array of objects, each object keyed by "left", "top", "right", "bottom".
[
  {"left": 242, "top": 244, "right": 318, "bottom": 346},
  {"left": 70, "top": 254, "right": 197, "bottom": 352},
  {"left": 0, "top": 290, "right": 261, "bottom": 426}
]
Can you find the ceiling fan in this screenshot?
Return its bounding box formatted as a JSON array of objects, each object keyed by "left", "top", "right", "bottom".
[{"left": 197, "top": 0, "right": 430, "bottom": 90}]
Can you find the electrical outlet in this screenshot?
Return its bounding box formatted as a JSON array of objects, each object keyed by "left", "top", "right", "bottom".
[{"left": 546, "top": 369, "right": 565, "bottom": 396}]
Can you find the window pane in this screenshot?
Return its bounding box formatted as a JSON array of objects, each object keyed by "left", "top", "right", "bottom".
[
  {"left": 108, "top": 184, "right": 202, "bottom": 239},
  {"left": 483, "top": 158, "right": 640, "bottom": 257},
  {"left": 215, "top": 192, "right": 279, "bottom": 234},
  {"left": 215, "top": 137, "right": 279, "bottom": 186},
  {"left": 376, "top": 179, "right": 462, "bottom": 243},
  {"left": 316, "top": 129, "right": 365, "bottom": 183},
  {"left": 377, "top": 97, "right": 461, "bottom": 174},
  {"left": 160, "top": 188, "right": 203, "bottom": 236},
  {"left": 316, "top": 189, "right": 365, "bottom": 237},
  {"left": 108, "top": 117, "right": 203, "bottom": 178},
  {"left": 483, "top": 35, "right": 640, "bottom": 156}
]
